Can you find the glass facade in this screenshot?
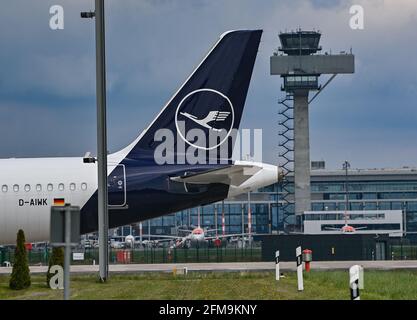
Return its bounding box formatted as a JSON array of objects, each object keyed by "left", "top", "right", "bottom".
[{"left": 115, "top": 169, "right": 417, "bottom": 236}]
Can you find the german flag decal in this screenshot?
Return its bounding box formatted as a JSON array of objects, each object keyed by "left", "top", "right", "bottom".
[{"left": 53, "top": 198, "right": 65, "bottom": 206}]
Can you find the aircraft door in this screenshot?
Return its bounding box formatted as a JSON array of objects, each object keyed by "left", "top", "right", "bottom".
[{"left": 108, "top": 164, "right": 127, "bottom": 207}]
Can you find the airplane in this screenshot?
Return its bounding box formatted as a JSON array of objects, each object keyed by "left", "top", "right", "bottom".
[
  {"left": 124, "top": 234, "right": 135, "bottom": 248},
  {"left": 137, "top": 226, "right": 214, "bottom": 249},
  {"left": 134, "top": 216, "right": 253, "bottom": 249},
  {"left": 324, "top": 212, "right": 367, "bottom": 234},
  {"left": 168, "top": 226, "right": 253, "bottom": 248},
  {"left": 0, "top": 29, "right": 280, "bottom": 245}
]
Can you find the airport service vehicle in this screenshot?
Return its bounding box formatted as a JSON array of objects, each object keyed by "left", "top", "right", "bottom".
[{"left": 0, "top": 30, "right": 278, "bottom": 245}]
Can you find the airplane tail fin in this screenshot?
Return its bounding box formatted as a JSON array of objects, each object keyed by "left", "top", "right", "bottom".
[{"left": 116, "top": 30, "right": 262, "bottom": 164}]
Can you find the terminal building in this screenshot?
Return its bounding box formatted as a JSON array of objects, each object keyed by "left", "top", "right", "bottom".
[{"left": 114, "top": 164, "right": 417, "bottom": 238}]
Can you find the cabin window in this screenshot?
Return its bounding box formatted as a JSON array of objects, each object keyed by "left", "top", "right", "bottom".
[
  {"left": 36, "top": 184, "right": 42, "bottom": 192},
  {"left": 24, "top": 184, "right": 30, "bottom": 192},
  {"left": 13, "top": 184, "right": 19, "bottom": 192},
  {"left": 47, "top": 184, "right": 53, "bottom": 191},
  {"left": 70, "top": 183, "right": 76, "bottom": 191},
  {"left": 58, "top": 183, "right": 64, "bottom": 191},
  {"left": 2, "top": 185, "right": 7, "bottom": 193},
  {"left": 81, "top": 183, "right": 87, "bottom": 191}
]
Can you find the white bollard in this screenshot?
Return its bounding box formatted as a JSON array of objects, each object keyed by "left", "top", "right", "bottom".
[
  {"left": 275, "top": 250, "right": 280, "bottom": 281},
  {"left": 349, "top": 265, "right": 364, "bottom": 300},
  {"left": 296, "top": 246, "right": 303, "bottom": 291}
]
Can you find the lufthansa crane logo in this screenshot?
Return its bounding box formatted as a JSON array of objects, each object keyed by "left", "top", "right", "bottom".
[
  {"left": 175, "top": 89, "right": 235, "bottom": 150},
  {"left": 179, "top": 111, "right": 231, "bottom": 132}
]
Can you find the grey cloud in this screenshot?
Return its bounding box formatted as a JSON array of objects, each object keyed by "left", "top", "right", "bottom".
[{"left": 1, "top": 0, "right": 417, "bottom": 169}]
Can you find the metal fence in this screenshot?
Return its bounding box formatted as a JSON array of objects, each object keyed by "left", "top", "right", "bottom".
[
  {"left": 388, "top": 239, "right": 417, "bottom": 260},
  {"left": 0, "top": 243, "right": 262, "bottom": 266},
  {"left": 2, "top": 240, "right": 417, "bottom": 266}
]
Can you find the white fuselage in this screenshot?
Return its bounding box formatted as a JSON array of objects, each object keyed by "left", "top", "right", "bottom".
[
  {"left": 0, "top": 157, "right": 277, "bottom": 245},
  {"left": 0, "top": 157, "right": 96, "bottom": 244}
]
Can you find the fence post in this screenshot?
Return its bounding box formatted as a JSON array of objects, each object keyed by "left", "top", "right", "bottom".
[
  {"left": 219, "top": 245, "right": 223, "bottom": 262},
  {"left": 207, "top": 246, "right": 209, "bottom": 263},
  {"left": 401, "top": 242, "right": 403, "bottom": 260},
  {"left": 296, "top": 246, "right": 304, "bottom": 291},
  {"left": 275, "top": 250, "right": 280, "bottom": 281},
  {"left": 46, "top": 247, "right": 50, "bottom": 265},
  {"left": 241, "top": 242, "right": 244, "bottom": 261}
]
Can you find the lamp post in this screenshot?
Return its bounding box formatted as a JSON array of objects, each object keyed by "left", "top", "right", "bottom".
[
  {"left": 81, "top": 0, "right": 109, "bottom": 282},
  {"left": 248, "top": 191, "right": 252, "bottom": 245},
  {"left": 343, "top": 161, "right": 351, "bottom": 213}
]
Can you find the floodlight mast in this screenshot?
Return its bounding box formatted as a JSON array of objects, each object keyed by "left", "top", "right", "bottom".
[
  {"left": 343, "top": 160, "right": 351, "bottom": 217},
  {"left": 81, "top": 0, "right": 109, "bottom": 282}
]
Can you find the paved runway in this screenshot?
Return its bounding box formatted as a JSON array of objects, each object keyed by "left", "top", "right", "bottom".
[{"left": 1, "top": 260, "right": 417, "bottom": 275}]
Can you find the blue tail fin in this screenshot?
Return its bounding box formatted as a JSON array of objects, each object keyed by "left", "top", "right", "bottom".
[{"left": 122, "top": 30, "right": 262, "bottom": 163}]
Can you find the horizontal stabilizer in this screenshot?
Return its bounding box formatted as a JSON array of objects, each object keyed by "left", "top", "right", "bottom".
[{"left": 170, "top": 164, "right": 261, "bottom": 186}]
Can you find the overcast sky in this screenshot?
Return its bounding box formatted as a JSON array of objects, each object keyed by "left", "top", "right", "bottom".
[{"left": 0, "top": 0, "right": 416, "bottom": 170}]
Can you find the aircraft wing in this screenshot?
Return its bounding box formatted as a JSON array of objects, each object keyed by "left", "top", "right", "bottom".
[
  {"left": 170, "top": 164, "right": 262, "bottom": 187},
  {"left": 140, "top": 235, "right": 181, "bottom": 240},
  {"left": 176, "top": 229, "right": 193, "bottom": 233},
  {"left": 205, "top": 233, "right": 254, "bottom": 241},
  {"left": 204, "top": 228, "right": 221, "bottom": 233}
]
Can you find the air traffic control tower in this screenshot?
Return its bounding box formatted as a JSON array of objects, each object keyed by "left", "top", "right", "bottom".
[{"left": 271, "top": 30, "right": 355, "bottom": 231}]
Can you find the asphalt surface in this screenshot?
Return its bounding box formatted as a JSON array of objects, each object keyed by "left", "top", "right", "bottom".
[{"left": 1, "top": 260, "right": 417, "bottom": 275}]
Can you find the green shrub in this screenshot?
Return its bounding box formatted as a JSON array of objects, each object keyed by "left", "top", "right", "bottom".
[
  {"left": 46, "top": 247, "right": 65, "bottom": 287},
  {"left": 9, "top": 229, "right": 31, "bottom": 290}
]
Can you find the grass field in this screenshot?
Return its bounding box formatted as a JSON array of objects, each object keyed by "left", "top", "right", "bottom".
[{"left": 1, "top": 270, "right": 417, "bottom": 300}]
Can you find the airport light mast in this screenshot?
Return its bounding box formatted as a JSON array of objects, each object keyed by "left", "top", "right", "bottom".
[
  {"left": 271, "top": 29, "right": 355, "bottom": 232},
  {"left": 343, "top": 160, "right": 351, "bottom": 213},
  {"left": 81, "top": 0, "right": 109, "bottom": 282}
]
